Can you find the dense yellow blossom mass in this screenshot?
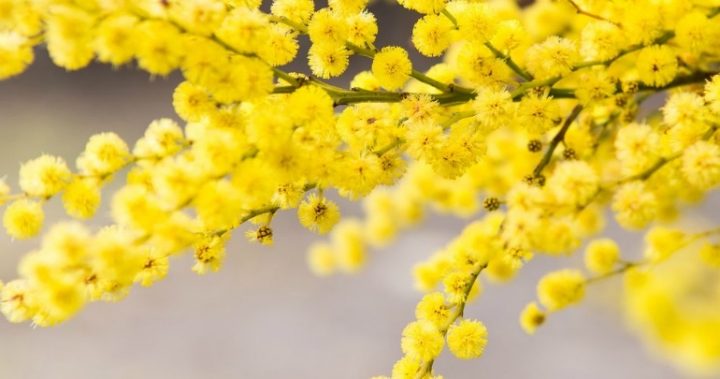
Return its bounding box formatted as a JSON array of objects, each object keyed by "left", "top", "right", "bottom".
[{"left": 1, "top": 0, "right": 720, "bottom": 377}]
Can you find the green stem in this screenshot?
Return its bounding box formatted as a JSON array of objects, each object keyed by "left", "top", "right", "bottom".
[
  {"left": 332, "top": 91, "right": 404, "bottom": 105},
  {"left": 441, "top": 110, "right": 476, "bottom": 129},
  {"left": 552, "top": 70, "right": 716, "bottom": 100},
  {"left": 580, "top": 124, "right": 719, "bottom": 212},
  {"left": 637, "top": 71, "right": 717, "bottom": 92},
  {"left": 212, "top": 206, "right": 280, "bottom": 238},
  {"left": 332, "top": 90, "right": 474, "bottom": 106},
  {"left": 415, "top": 264, "right": 487, "bottom": 379},
  {"left": 272, "top": 68, "right": 299, "bottom": 86},
  {"left": 617, "top": 125, "right": 718, "bottom": 184},
  {"left": 441, "top": 8, "right": 532, "bottom": 82},
  {"left": 573, "top": 7, "right": 719, "bottom": 71},
  {"left": 511, "top": 76, "right": 562, "bottom": 99},
  {"left": 484, "top": 42, "right": 533, "bottom": 81},
  {"left": 240, "top": 206, "right": 280, "bottom": 224},
  {"left": 274, "top": 16, "right": 473, "bottom": 95},
  {"left": 691, "top": 227, "right": 720, "bottom": 241},
  {"left": 440, "top": 9, "right": 457, "bottom": 26},
  {"left": 345, "top": 40, "right": 375, "bottom": 58},
  {"left": 566, "top": 0, "right": 617, "bottom": 24},
  {"left": 308, "top": 77, "right": 349, "bottom": 93},
  {"left": 586, "top": 262, "right": 638, "bottom": 284},
  {"left": 374, "top": 138, "right": 405, "bottom": 155},
  {"left": 412, "top": 69, "right": 471, "bottom": 94},
  {"left": 548, "top": 88, "right": 576, "bottom": 98},
  {"left": 272, "top": 85, "right": 297, "bottom": 94},
  {"left": 533, "top": 104, "right": 583, "bottom": 177},
  {"left": 347, "top": 40, "right": 473, "bottom": 94},
  {"left": 573, "top": 39, "right": 660, "bottom": 70},
  {"left": 270, "top": 15, "right": 308, "bottom": 33}
]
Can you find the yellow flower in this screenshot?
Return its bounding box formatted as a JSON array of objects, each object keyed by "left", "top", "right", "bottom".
[
  {"left": 307, "top": 242, "right": 337, "bottom": 276},
  {"left": 245, "top": 226, "right": 274, "bottom": 246},
  {"left": 454, "top": 42, "right": 509, "bottom": 87},
  {"left": 372, "top": 46, "right": 412, "bottom": 90},
  {"left": 172, "top": 82, "right": 213, "bottom": 123},
  {"left": 111, "top": 185, "right": 166, "bottom": 232},
  {"left": 259, "top": 24, "right": 300, "bottom": 67},
  {"left": 0, "top": 31, "right": 33, "bottom": 79},
  {"left": 519, "top": 302, "right": 545, "bottom": 335},
  {"left": 537, "top": 269, "right": 586, "bottom": 312},
  {"left": 192, "top": 236, "right": 227, "bottom": 275},
  {"left": 391, "top": 355, "right": 422, "bottom": 379},
  {"left": 346, "top": 11, "right": 378, "bottom": 47},
  {"left": 45, "top": 5, "right": 95, "bottom": 71},
  {"left": 134, "top": 118, "right": 185, "bottom": 158},
  {"left": 3, "top": 199, "right": 43, "bottom": 239},
  {"left": 308, "top": 42, "right": 350, "bottom": 79},
  {"left": 636, "top": 45, "right": 678, "bottom": 87},
  {"left": 331, "top": 219, "right": 366, "bottom": 272},
  {"left": 415, "top": 292, "right": 451, "bottom": 328},
  {"left": 170, "top": 0, "right": 226, "bottom": 37},
  {"left": 612, "top": 181, "right": 659, "bottom": 230},
  {"left": 472, "top": 87, "right": 515, "bottom": 131},
  {"left": 614, "top": 123, "right": 660, "bottom": 176},
  {"left": 412, "top": 15, "right": 455, "bottom": 57},
  {"left": 447, "top": 319, "right": 488, "bottom": 359},
  {"left": 580, "top": 21, "right": 621, "bottom": 61},
  {"left": 134, "top": 20, "right": 185, "bottom": 76},
  {"left": 584, "top": 238, "right": 620, "bottom": 275},
  {"left": 681, "top": 141, "right": 720, "bottom": 190},
  {"left": 455, "top": 3, "right": 498, "bottom": 42},
  {"left": 397, "top": 0, "right": 445, "bottom": 15},
  {"left": 271, "top": 0, "right": 315, "bottom": 25},
  {"left": 77, "top": 132, "right": 130, "bottom": 176},
  {"left": 0, "top": 280, "right": 36, "bottom": 323},
  {"left": 19, "top": 155, "right": 71, "bottom": 198},
  {"left": 135, "top": 250, "right": 169, "bottom": 287},
  {"left": 41, "top": 221, "right": 90, "bottom": 264},
  {"left": 644, "top": 227, "right": 687, "bottom": 263},
  {"left": 546, "top": 160, "right": 599, "bottom": 206},
  {"left": 525, "top": 36, "right": 578, "bottom": 79},
  {"left": 62, "top": 178, "right": 100, "bottom": 219},
  {"left": 297, "top": 194, "right": 341, "bottom": 234},
  {"left": 675, "top": 11, "right": 715, "bottom": 54},
  {"left": 401, "top": 320, "right": 444, "bottom": 361},
  {"left": 443, "top": 271, "right": 474, "bottom": 304},
  {"left": 94, "top": 13, "right": 138, "bottom": 66},
  {"left": 307, "top": 8, "right": 347, "bottom": 45}
]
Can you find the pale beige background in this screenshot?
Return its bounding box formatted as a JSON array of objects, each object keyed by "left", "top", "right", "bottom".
[{"left": 0, "top": 3, "right": 716, "bottom": 377}]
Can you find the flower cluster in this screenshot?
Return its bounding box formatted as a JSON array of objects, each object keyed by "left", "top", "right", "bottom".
[{"left": 2, "top": 0, "right": 720, "bottom": 377}]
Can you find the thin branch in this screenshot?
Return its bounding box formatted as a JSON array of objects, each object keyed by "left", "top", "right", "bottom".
[
  {"left": 373, "top": 138, "right": 405, "bottom": 155},
  {"left": 533, "top": 105, "right": 584, "bottom": 177},
  {"left": 566, "top": 0, "right": 618, "bottom": 24},
  {"left": 273, "top": 16, "right": 474, "bottom": 95},
  {"left": 511, "top": 76, "right": 563, "bottom": 99},
  {"left": 586, "top": 262, "right": 638, "bottom": 284},
  {"left": 441, "top": 110, "right": 476, "bottom": 129},
  {"left": 441, "top": 8, "right": 532, "bottom": 82},
  {"left": 484, "top": 42, "right": 533, "bottom": 81},
  {"left": 415, "top": 264, "right": 487, "bottom": 379}
]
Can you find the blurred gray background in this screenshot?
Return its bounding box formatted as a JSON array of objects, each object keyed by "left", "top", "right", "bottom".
[{"left": 0, "top": 2, "right": 717, "bottom": 378}]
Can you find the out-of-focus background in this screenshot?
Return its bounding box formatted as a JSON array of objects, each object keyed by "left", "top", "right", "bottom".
[{"left": 0, "top": 2, "right": 718, "bottom": 378}]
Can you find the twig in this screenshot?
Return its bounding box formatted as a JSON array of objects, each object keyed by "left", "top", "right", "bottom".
[{"left": 533, "top": 105, "right": 584, "bottom": 177}]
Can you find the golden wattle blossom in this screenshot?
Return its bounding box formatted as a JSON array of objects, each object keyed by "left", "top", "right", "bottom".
[{"left": 2, "top": 0, "right": 720, "bottom": 377}]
